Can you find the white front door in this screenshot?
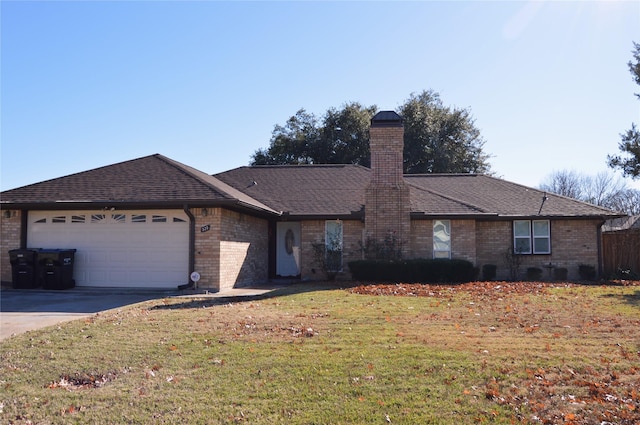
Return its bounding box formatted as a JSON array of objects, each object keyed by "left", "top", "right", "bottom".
[
  {"left": 276, "top": 222, "right": 301, "bottom": 277},
  {"left": 27, "top": 210, "right": 189, "bottom": 288}
]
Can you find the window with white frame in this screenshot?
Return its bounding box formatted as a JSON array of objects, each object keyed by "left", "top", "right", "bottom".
[
  {"left": 433, "top": 220, "right": 451, "bottom": 259},
  {"left": 325, "top": 220, "right": 343, "bottom": 272},
  {"left": 513, "top": 220, "right": 550, "bottom": 254}
]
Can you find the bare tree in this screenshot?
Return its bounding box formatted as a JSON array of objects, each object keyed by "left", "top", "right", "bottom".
[
  {"left": 581, "top": 171, "right": 628, "bottom": 208},
  {"left": 539, "top": 170, "right": 585, "bottom": 199},
  {"left": 539, "top": 170, "right": 639, "bottom": 215},
  {"left": 606, "top": 189, "right": 640, "bottom": 215}
]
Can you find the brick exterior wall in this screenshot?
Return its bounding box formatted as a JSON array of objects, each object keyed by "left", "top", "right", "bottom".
[
  {"left": 300, "top": 219, "right": 364, "bottom": 281},
  {"left": 0, "top": 210, "right": 22, "bottom": 283},
  {"left": 547, "top": 219, "right": 602, "bottom": 280},
  {"left": 1, "top": 210, "right": 606, "bottom": 286},
  {"left": 365, "top": 123, "right": 411, "bottom": 256},
  {"left": 475, "top": 221, "right": 512, "bottom": 276},
  {"left": 193, "top": 207, "right": 221, "bottom": 289},
  {"left": 193, "top": 207, "right": 268, "bottom": 291},
  {"left": 300, "top": 220, "right": 322, "bottom": 280},
  {"left": 475, "top": 219, "right": 602, "bottom": 281},
  {"left": 409, "top": 220, "right": 432, "bottom": 259},
  {"left": 219, "top": 209, "right": 268, "bottom": 289},
  {"left": 452, "top": 219, "right": 477, "bottom": 263},
  {"left": 409, "top": 219, "right": 476, "bottom": 262}
]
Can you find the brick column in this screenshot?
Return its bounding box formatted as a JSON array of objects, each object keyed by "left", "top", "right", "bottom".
[{"left": 365, "top": 111, "right": 411, "bottom": 257}]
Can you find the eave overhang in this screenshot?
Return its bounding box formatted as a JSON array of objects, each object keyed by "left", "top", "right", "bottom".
[
  {"left": 273, "top": 210, "right": 365, "bottom": 221},
  {"left": 410, "top": 212, "right": 626, "bottom": 220},
  {"left": 0, "top": 199, "right": 282, "bottom": 218}
]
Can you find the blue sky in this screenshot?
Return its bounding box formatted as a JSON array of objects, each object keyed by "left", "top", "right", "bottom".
[{"left": 2, "top": 0, "right": 639, "bottom": 192}]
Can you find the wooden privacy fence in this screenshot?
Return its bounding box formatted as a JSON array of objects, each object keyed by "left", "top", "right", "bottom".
[{"left": 602, "top": 230, "right": 640, "bottom": 276}]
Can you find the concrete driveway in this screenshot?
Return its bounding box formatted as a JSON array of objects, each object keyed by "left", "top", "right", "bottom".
[
  {"left": 1, "top": 286, "right": 275, "bottom": 341},
  {"left": 0, "top": 288, "right": 175, "bottom": 341}
]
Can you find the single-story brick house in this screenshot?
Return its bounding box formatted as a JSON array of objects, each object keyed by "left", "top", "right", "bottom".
[{"left": 1, "top": 111, "right": 622, "bottom": 290}]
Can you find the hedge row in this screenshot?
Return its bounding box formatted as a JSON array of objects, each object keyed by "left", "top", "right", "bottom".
[{"left": 348, "top": 258, "right": 476, "bottom": 284}]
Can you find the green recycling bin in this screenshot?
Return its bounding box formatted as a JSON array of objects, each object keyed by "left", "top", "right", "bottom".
[{"left": 38, "top": 249, "right": 76, "bottom": 290}]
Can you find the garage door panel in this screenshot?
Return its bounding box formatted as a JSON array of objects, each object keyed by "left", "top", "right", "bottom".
[
  {"left": 27, "top": 210, "right": 189, "bottom": 288},
  {"left": 87, "top": 250, "right": 110, "bottom": 267},
  {"left": 149, "top": 270, "right": 184, "bottom": 283},
  {"left": 129, "top": 231, "right": 151, "bottom": 244},
  {"left": 110, "top": 271, "right": 131, "bottom": 284},
  {"left": 87, "top": 271, "right": 108, "bottom": 285},
  {"left": 109, "top": 251, "right": 129, "bottom": 263},
  {"left": 128, "top": 251, "right": 149, "bottom": 262}
]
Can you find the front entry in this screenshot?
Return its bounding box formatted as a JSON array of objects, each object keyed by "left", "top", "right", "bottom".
[{"left": 276, "top": 222, "right": 301, "bottom": 277}]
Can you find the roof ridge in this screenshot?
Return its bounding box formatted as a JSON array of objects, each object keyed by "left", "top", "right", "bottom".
[
  {"left": 156, "top": 155, "right": 280, "bottom": 214},
  {"left": 1, "top": 154, "right": 163, "bottom": 193},
  {"left": 241, "top": 163, "right": 369, "bottom": 170},
  {"left": 154, "top": 155, "right": 233, "bottom": 200},
  {"left": 404, "top": 173, "right": 482, "bottom": 177}
]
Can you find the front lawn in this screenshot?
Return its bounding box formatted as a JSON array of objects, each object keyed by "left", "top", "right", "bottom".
[{"left": 1, "top": 281, "right": 639, "bottom": 424}]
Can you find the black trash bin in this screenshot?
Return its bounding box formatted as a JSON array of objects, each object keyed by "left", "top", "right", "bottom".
[
  {"left": 38, "top": 249, "right": 76, "bottom": 290},
  {"left": 9, "top": 248, "right": 41, "bottom": 289}
]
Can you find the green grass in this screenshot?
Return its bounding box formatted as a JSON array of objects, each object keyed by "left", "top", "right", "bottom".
[{"left": 1, "top": 283, "right": 638, "bottom": 424}]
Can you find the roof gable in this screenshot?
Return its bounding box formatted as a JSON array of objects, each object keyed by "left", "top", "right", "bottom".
[{"left": 1, "top": 154, "right": 277, "bottom": 214}]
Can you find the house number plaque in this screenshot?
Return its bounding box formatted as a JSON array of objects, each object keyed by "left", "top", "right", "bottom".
[{"left": 201, "top": 224, "right": 211, "bottom": 233}]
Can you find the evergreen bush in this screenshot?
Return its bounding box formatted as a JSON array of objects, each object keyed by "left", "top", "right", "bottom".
[
  {"left": 553, "top": 267, "right": 568, "bottom": 281},
  {"left": 578, "top": 264, "right": 597, "bottom": 281},
  {"left": 526, "top": 267, "right": 543, "bottom": 281},
  {"left": 482, "top": 264, "right": 497, "bottom": 281},
  {"left": 348, "top": 258, "right": 475, "bottom": 284}
]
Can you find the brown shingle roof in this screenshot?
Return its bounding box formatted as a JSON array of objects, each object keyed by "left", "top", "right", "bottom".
[
  {"left": 405, "top": 174, "right": 619, "bottom": 218},
  {"left": 602, "top": 215, "right": 640, "bottom": 232},
  {"left": 217, "top": 166, "right": 620, "bottom": 219},
  {"left": 215, "top": 164, "right": 371, "bottom": 217},
  {"left": 0, "top": 154, "right": 278, "bottom": 214},
  {"left": 1, "top": 155, "right": 620, "bottom": 220}
]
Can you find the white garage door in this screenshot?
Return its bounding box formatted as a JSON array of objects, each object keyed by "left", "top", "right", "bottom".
[{"left": 27, "top": 210, "right": 189, "bottom": 288}]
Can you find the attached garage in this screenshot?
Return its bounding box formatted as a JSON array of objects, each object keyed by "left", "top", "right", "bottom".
[
  {"left": 0, "top": 154, "right": 291, "bottom": 290},
  {"left": 27, "top": 210, "right": 189, "bottom": 288}
]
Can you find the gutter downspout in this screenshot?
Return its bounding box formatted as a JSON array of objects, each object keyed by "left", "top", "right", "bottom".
[
  {"left": 178, "top": 205, "right": 196, "bottom": 290},
  {"left": 597, "top": 219, "right": 606, "bottom": 279},
  {"left": 20, "top": 210, "right": 28, "bottom": 248}
]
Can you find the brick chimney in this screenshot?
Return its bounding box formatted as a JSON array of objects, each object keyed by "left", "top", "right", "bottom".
[{"left": 364, "top": 111, "right": 410, "bottom": 257}]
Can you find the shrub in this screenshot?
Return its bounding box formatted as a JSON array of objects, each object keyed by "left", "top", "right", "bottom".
[
  {"left": 311, "top": 243, "right": 341, "bottom": 281},
  {"left": 348, "top": 258, "right": 475, "bottom": 284},
  {"left": 503, "top": 247, "right": 522, "bottom": 281},
  {"left": 482, "top": 264, "right": 497, "bottom": 281},
  {"left": 578, "top": 264, "right": 597, "bottom": 281},
  {"left": 553, "top": 267, "right": 568, "bottom": 281},
  {"left": 526, "top": 267, "right": 543, "bottom": 281},
  {"left": 359, "top": 232, "right": 403, "bottom": 261}
]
